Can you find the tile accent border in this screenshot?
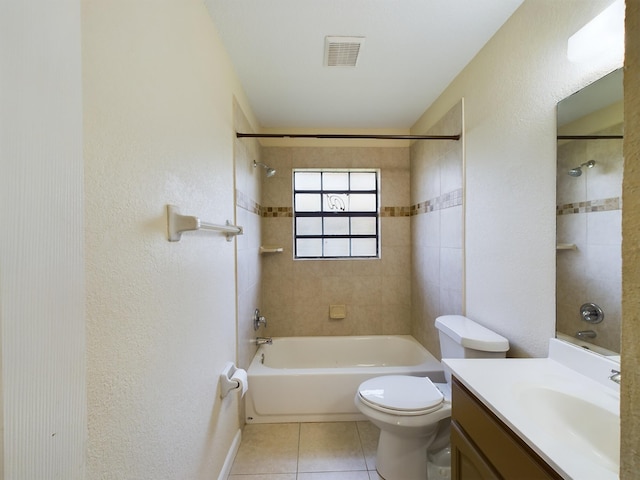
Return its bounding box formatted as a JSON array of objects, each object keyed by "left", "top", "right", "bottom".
[
  {"left": 238, "top": 188, "right": 464, "bottom": 218},
  {"left": 411, "top": 188, "right": 463, "bottom": 215},
  {"left": 381, "top": 206, "right": 411, "bottom": 217},
  {"left": 557, "top": 197, "right": 621, "bottom": 215},
  {"left": 236, "top": 190, "right": 260, "bottom": 215},
  {"left": 262, "top": 207, "right": 293, "bottom": 218}
]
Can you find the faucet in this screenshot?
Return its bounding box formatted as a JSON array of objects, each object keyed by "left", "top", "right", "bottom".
[
  {"left": 609, "top": 369, "right": 621, "bottom": 385},
  {"left": 253, "top": 308, "right": 268, "bottom": 331},
  {"left": 256, "top": 337, "right": 272, "bottom": 345}
]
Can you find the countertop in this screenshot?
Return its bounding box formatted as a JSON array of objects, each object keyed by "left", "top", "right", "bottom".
[{"left": 443, "top": 339, "right": 620, "bottom": 480}]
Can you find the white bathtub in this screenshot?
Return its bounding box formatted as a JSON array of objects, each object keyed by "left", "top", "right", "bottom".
[{"left": 245, "top": 335, "right": 444, "bottom": 423}]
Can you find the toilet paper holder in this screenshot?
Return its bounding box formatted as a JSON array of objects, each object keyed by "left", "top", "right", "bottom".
[{"left": 220, "top": 362, "right": 245, "bottom": 399}]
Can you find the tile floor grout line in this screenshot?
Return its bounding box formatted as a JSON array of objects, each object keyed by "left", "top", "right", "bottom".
[
  {"left": 355, "top": 421, "right": 368, "bottom": 470},
  {"left": 296, "top": 422, "right": 301, "bottom": 476}
]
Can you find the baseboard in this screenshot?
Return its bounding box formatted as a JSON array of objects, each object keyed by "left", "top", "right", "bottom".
[{"left": 218, "top": 428, "right": 242, "bottom": 480}]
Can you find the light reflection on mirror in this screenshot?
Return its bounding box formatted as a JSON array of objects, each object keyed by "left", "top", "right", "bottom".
[{"left": 556, "top": 69, "right": 622, "bottom": 360}]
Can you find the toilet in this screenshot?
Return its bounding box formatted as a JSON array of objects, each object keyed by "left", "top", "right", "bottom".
[{"left": 354, "top": 315, "right": 509, "bottom": 480}]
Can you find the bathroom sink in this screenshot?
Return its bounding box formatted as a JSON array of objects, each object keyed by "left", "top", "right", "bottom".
[
  {"left": 444, "top": 338, "right": 621, "bottom": 479},
  {"left": 515, "top": 385, "right": 619, "bottom": 471}
]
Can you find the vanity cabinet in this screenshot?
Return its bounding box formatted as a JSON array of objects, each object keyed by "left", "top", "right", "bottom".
[{"left": 451, "top": 377, "right": 563, "bottom": 480}]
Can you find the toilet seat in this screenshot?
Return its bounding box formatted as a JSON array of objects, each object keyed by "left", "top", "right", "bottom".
[{"left": 357, "top": 375, "right": 444, "bottom": 416}]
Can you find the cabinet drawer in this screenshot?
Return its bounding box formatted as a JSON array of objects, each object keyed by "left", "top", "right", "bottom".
[{"left": 452, "top": 378, "right": 562, "bottom": 480}]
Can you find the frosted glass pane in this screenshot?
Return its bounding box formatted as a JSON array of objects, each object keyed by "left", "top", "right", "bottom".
[
  {"left": 297, "top": 217, "right": 322, "bottom": 235},
  {"left": 349, "top": 194, "right": 377, "bottom": 211},
  {"left": 323, "top": 193, "right": 348, "bottom": 212},
  {"left": 295, "top": 172, "right": 321, "bottom": 190},
  {"left": 297, "top": 238, "right": 322, "bottom": 257},
  {"left": 323, "top": 172, "right": 349, "bottom": 190},
  {"left": 295, "top": 193, "right": 321, "bottom": 212},
  {"left": 324, "top": 238, "right": 349, "bottom": 257},
  {"left": 324, "top": 217, "right": 349, "bottom": 235},
  {"left": 350, "top": 172, "right": 376, "bottom": 190},
  {"left": 351, "top": 217, "right": 377, "bottom": 235},
  {"left": 351, "top": 238, "right": 377, "bottom": 256}
]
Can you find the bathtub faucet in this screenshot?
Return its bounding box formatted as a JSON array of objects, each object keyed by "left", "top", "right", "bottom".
[
  {"left": 253, "top": 309, "right": 268, "bottom": 331},
  {"left": 256, "top": 337, "right": 272, "bottom": 345}
]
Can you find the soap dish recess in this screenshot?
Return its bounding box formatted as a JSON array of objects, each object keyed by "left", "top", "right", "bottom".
[{"left": 260, "top": 245, "right": 284, "bottom": 254}]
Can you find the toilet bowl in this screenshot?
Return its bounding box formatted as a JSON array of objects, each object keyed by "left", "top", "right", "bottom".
[
  {"left": 354, "top": 375, "right": 451, "bottom": 480},
  {"left": 355, "top": 315, "right": 509, "bottom": 480}
]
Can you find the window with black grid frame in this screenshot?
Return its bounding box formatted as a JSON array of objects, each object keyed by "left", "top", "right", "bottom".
[{"left": 293, "top": 169, "right": 380, "bottom": 259}]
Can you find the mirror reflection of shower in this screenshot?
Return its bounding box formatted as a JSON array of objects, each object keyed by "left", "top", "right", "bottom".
[
  {"left": 567, "top": 159, "right": 596, "bottom": 177},
  {"left": 254, "top": 160, "right": 276, "bottom": 177}
]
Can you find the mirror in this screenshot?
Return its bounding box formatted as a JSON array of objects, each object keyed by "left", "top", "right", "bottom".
[{"left": 556, "top": 68, "right": 623, "bottom": 358}]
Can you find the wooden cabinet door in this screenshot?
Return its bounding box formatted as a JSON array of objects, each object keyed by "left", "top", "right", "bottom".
[
  {"left": 451, "top": 422, "right": 500, "bottom": 480},
  {"left": 451, "top": 378, "right": 563, "bottom": 480}
]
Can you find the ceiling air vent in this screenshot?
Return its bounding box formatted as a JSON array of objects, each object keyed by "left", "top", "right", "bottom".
[{"left": 324, "top": 36, "right": 365, "bottom": 67}]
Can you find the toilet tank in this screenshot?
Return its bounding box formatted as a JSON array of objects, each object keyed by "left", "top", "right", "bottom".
[
  {"left": 435, "top": 315, "right": 509, "bottom": 359},
  {"left": 435, "top": 315, "right": 509, "bottom": 384}
]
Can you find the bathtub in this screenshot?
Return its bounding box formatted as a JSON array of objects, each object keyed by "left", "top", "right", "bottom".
[{"left": 245, "top": 335, "right": 444, "bottom": 423}]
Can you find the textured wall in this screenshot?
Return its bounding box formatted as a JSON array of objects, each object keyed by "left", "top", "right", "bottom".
[
  {"left": 621, "top": 0, "right": 640, "bottom": 475},
  {"left": 83, "top": 1, "right": 255, "bottom": 478},
  {"left": 412, "top": 0, "right": 622, "bottom": 357},
  {"left": 0, "top": 1, "right": 86, "bottom": 478},
  {"left": 259, "top": 146, "right": 411, "bottom": 337}
]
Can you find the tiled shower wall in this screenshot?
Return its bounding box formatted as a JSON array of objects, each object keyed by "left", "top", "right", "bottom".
[
  {"left": 410, "top": 101, "right": 464, "bottom": 358},
  {"left": 556, "top": 123, "right": 623, "bottom": 353},
  {"left": 234, "top": 99, "right": 263, "bottom": 370},
  {"left": 259, "top": 147, "right": 411, "bottom": 337}
]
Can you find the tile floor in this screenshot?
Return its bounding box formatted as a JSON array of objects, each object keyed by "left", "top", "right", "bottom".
[{"left": 228, "top": 421, "right": 383, "bottom": 480}]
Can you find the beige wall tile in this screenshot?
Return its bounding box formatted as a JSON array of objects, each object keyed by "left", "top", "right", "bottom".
[
  {"left": 410, "top": 101, "right": 464, "bottom": 356},
  {"left": 260, "top": 146, "right": 410, "bottom": 337}
]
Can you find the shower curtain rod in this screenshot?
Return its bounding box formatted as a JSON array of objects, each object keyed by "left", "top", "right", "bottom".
[
  {"left": 557, "top": 135, "right": 623, "bottom": 140},
  {"left": 236, "top": 132, "right": 461, "bottom": 141}
]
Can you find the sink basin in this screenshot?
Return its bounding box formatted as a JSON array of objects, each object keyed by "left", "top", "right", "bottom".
[
  {"left": 516, "top": 385, "right": 619, "bottom": 471},
  {"left": 444, "top": 339, "right": 621, "bottom": 479}
]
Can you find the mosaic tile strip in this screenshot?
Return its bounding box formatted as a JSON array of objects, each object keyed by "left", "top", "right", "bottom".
[
  {"left": 261, "top": 207, "right": 293, "bottom": 218},
  {"left": 411, "top": 188, "right": 463, "bottom": 215},
  {"left": 236, "top": 189, "right": 260, "bottom": 215},
  {"left": 240, "top": 188, "right": 463, "bottom": 219},
  {"left": 556, "top": 197, "right": 621, "bottom": 215},
  {"left": 380, "top": 206, "right": 411, "bottom": 217}
]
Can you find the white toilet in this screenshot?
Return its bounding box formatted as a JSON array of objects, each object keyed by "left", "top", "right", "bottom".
[{"left": 354, "top": 315, "right": 509, "bottom": 480}]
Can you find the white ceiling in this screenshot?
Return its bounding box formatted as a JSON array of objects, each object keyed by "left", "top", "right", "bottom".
[{"left": 205, "top": 0, "right": 524, "bottom": 130}]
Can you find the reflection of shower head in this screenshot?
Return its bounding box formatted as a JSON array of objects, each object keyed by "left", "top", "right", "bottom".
[
  {"left": 254, "top": 160, "right": 276, "bottom": 177},
  {"left": 567, "top": 159, "right": 596, "bottom": 177}
]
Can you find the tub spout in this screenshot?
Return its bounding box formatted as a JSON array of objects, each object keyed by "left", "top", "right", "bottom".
[
  {"left": 576, "top": 330, "right": 597, "bottom": 339},
  {"left": 609, "top": 369, "right": 621, "bottom": 385},
  {"left": 256, "top": 336, "right": 272, "bottom": 345}
]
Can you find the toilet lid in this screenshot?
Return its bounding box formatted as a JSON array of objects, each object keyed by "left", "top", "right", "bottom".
[{"left": 358, "top": 375, "right": 444, "bottom": 414}]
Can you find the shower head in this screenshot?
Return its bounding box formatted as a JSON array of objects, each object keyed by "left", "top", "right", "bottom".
[
  {"left": 254, "top": 160, "right": 276, "bottom": 177},
  {"left": 567, "top": 160, "right": 596, "bottom": 177}
]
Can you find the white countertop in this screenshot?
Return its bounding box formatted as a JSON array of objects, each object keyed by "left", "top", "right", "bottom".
[{"left": 443, "top": 339, "right": 620, "bottom": 480}]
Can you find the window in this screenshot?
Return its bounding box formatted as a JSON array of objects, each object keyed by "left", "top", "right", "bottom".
[{"left": 293, "top": 169, "right": 379, "bottom": 259}]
